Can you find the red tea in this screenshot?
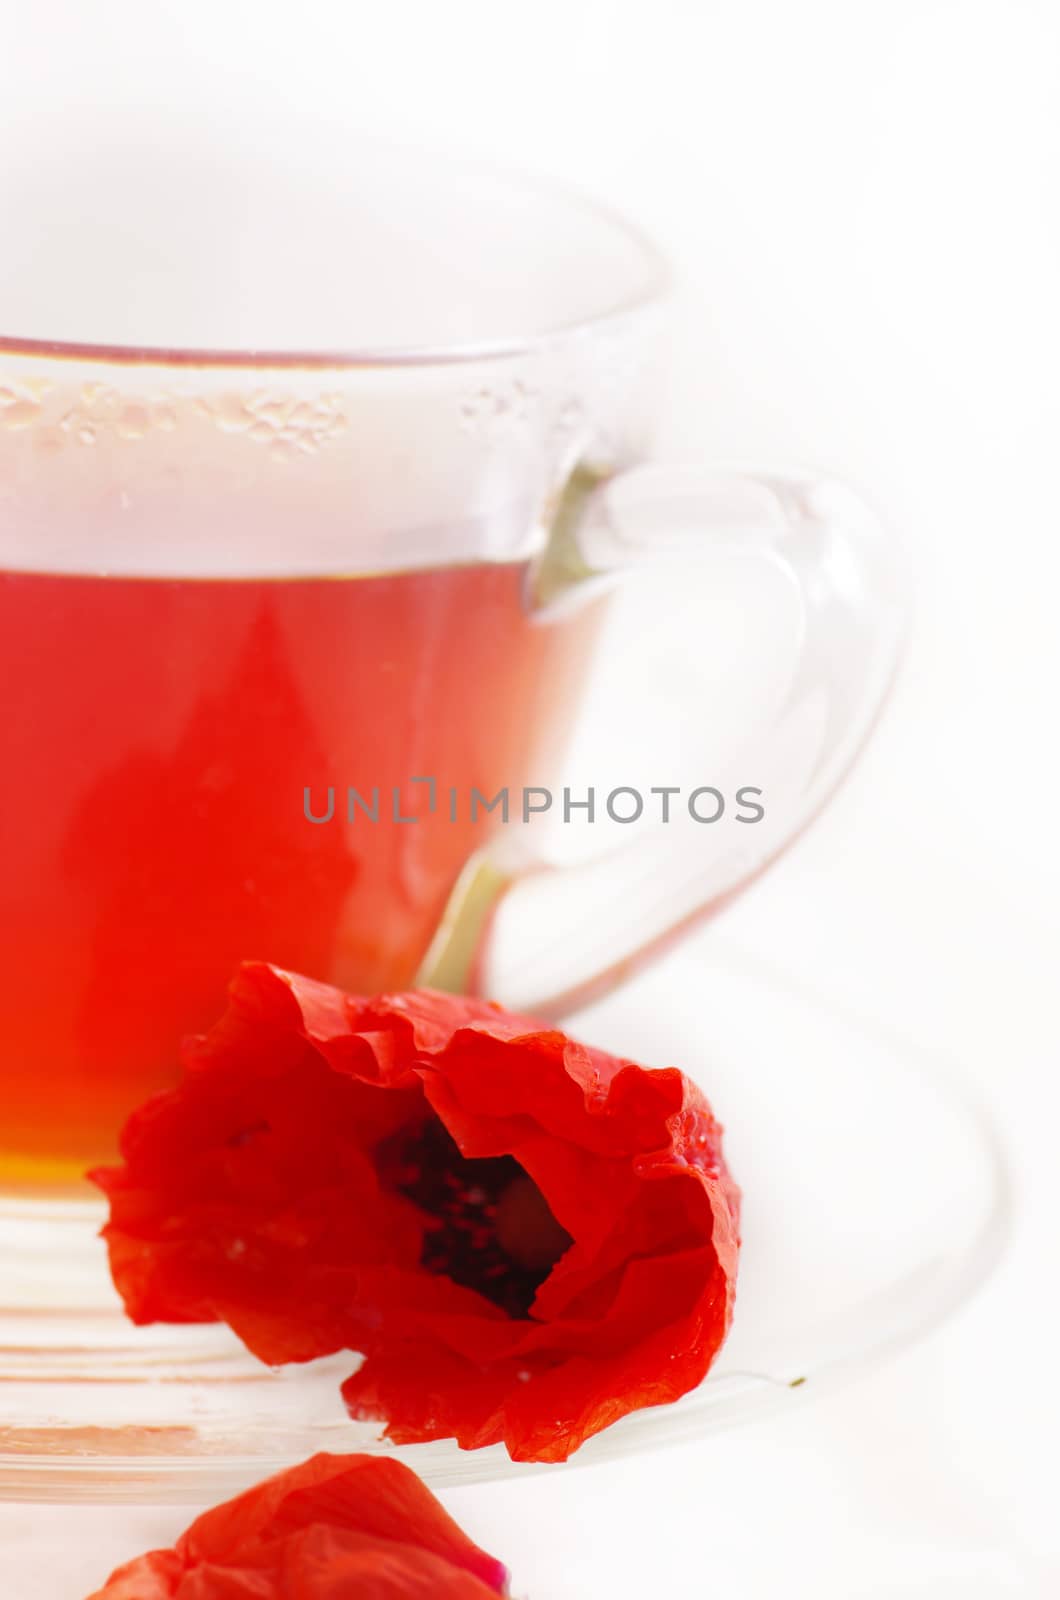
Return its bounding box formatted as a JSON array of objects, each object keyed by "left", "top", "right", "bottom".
[{"left": 0, "top": 559, "right": 601, "bottom": 1183}]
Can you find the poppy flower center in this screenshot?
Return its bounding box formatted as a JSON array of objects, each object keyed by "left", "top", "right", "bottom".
[{"left": 378, "top": 1116, "right": 572, "bottom": 1319}]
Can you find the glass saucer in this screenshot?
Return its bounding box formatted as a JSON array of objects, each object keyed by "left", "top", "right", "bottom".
[{"left": 0, "top": 942, "right": 1010, "bottom": 1503}]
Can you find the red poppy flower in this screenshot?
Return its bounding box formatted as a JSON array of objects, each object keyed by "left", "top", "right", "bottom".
[
  {"left": 86, "top": 1451, "right": 509, "bottom": 1598},
  {"left": 93, "top": 965, "right": 740, "bottom": 1463}
]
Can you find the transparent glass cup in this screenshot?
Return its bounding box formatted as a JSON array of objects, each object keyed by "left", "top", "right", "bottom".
[{"left": 0, "top": 138, "right": 906, "bottom": 1194}]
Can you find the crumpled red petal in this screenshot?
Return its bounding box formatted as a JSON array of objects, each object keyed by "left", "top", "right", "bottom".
[
  {"left": 93, "top": 964, "right": 740, "bottom": 1462},
  {"left": 86, "top": 1452, "right": 509, "bottom": 1599}
]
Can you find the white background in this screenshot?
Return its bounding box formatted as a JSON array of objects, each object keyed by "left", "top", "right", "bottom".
[{"left": 2, "top": 3, "right": 1059, "bottom": 1595}]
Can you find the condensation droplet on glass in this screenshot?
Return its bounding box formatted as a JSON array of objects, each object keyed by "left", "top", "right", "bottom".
[
  {"left": 116, "top": 403, "right": 150, "bottom": 440},
  {"left": 154, "top": 404, "right": 178, "bottom": 433},
  {"left": 214, "top": 394, "right": 255, "bottom": 434},
  {"left": 77, "top": 423, "right": 97, "bottom": 446},
  {"left": 1, "top": 398, "right": 39, "bottom": 430},
  {"left": 511, "top": 379, "right": 540, "bottom": 420},
  {"left": 254, "top": 395, "right": 294, "bottom": 427},
  {"left": 460, "top": 388, "right": 502, "bottom": 430}
]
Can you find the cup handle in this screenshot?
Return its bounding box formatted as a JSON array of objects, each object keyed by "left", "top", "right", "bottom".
[{"left": 420, "top": 464, "right": 908, "bottom": 1016}]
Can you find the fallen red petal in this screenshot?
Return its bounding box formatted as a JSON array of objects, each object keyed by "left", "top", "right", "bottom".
[{"left": 86, "top": 1452, "right": 509, "bottom": 1599}]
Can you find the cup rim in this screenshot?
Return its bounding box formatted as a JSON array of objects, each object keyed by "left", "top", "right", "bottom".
[{"left": 0, "top": 154, "right": 671, "bottom": 373}]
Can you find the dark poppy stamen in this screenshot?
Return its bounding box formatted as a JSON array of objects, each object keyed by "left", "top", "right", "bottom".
[{"left": 377, "top": 1116, "right": 572, "bottom": 1319}]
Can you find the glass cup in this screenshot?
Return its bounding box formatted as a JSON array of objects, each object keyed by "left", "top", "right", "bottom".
[{"left": 0, "top": 137, "right": 906, "bottom": 1190}]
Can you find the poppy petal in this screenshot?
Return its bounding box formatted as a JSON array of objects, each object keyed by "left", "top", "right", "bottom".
[
  {"left": 86, "top": 1454, "right": 508, "bottom": 1599},
  {"left": 93, "top": 964, "right": 740, "bottom": 1461}
]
